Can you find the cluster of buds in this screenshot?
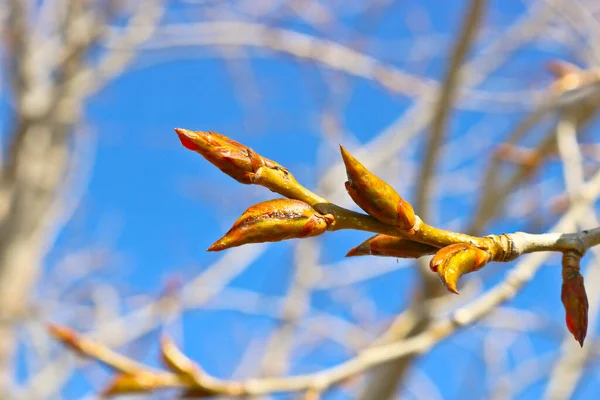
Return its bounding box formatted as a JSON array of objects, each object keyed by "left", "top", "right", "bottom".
[
  {"left": 175, "top": 128, "right": 494, "bottom": 295},
  {"left": 175, "top": 128, "right": 589, "bottom": 346},
  {"left": 176, "top": 128, "right": 422, "bottom": 255}
]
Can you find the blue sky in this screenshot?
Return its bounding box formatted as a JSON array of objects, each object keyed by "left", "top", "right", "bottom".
[{"left": 15, "top": 1, "right": 600, "bottom": 398}]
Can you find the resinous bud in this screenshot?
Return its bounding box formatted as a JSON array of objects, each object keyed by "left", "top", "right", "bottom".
[
  {"left": 208, "top": 199, "right": 334, "bottom": 251},
  {"left": 429, "top": 243, "right": 490, "bottom": 294},
  {"left": 175, "top": 128, "right": 284, "bottom": 184},
  {"left": 346, "top": 234, "right": 438, "bottom": 258},
  {"left": 561, "top": 265, "right": 588, "bottom": 347},
  {"left": 339, "top": 146, "right": 415, "bottom": 229}
]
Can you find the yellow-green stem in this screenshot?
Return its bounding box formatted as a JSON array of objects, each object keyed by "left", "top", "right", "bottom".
[{"left": 253, "top": 167, "right": 328, "bottom": 206}]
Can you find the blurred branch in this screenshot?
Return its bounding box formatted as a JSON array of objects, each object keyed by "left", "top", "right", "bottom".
[
  {"left": 361, "top": 1, "right": 487, "bottom": 397},
  {"left": 544, "top": 111, "right": 600, "bottom": 398},
  {"left": 258, "top": 239, "right": 321, "bottom": 378},
  {"left": 49, "top": 165, "right": 600, "bottom": 397},
  {"left": 0, "top": 0, "right": 167, "bottom": 395},
  {"left": 116, "top": 21, "right": 542, "bottom": 111},
  {"left": 416, "top": 0, "right": 487, "bottom": 220},
  {"left": 319, "top": 0, "right": 554, "bottom": 202},
  {"left": 6, "top": 2, "right": 600, "bottom": 398},
  {"left": 545, "top": 0, "right": 600, "bottom": 65},
  {"left": 53, "top": 119, "right": 600, "bottom": 396},
  {"left": 68, "top": 0, "right": 165, "bottom": 97},
  {"left": 0, "top": 1, "right": 166, "bottom": 395},
  {"left": 21, "top": 245, "right": 268, "bottom": 399},
  {"left": 468, "top": 63, "right": 600, "bottom": 235},
  {"left": 492, "top": 352, "right": 555, "bottom": 399}
]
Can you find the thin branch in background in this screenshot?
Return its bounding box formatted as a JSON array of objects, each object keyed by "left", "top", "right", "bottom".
[
  {"left": 20, "top": 244, "right": 269, "bottom": 399},
  {"left": 545, "top": 0, "right": 600, "bottom": 66},
  {"left": 360, "top": 1, "right": 487, "bottom": 398},
  {"left": 544, "top": 111, "right": 600, "bottom": 398},
  {"left": 47, "top": 167, "right": 600, "bottom": 396},
  {"left": 415, "top": 0, "right": 487, "bottom": 220},
  {"left": 258, "top": 239, "right": 322, "bottom": 377},
  {"left": 3, "top": 1, "right": 600, "bottom": 399}
]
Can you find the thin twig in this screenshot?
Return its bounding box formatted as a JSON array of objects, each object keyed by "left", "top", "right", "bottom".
[
  {"left": 544, "top": 111, "right": 600, "bottom": 399},
  {"left": 416, "top": 0, "right": 487, "bottom": 220}
]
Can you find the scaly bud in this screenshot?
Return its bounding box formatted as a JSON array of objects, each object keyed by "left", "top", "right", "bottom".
[
  {"left": 561, "top": 252, "right": 588, "bottom": 347},
  {"left": 346, "top": 234, "right": 438, "bottom": 258},
  {"left": 208, "top": 199, "right": 334, "bottom": 251},
  {"left": 175, "top": 128, "right": 285, "bottom": 184},
  {"left": 429, "top": 243, "right": 490, "bottom": 294},
  {"left": 339, "top": 146, "right": 415, "bottom": 229}
]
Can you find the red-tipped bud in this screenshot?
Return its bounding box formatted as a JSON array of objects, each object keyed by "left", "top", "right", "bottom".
[
  {"left": 175, "top": 128, "right": 284, "bottom": 184},
  {"left": 561, "top": 252, "right": 588, "bottom": 347},
  {"left": 547, "top": 60, "right": 581, "bottom": 80},
  {"left": 346, "top": 234, "right": 438, "bottom": 258},
  {"left": 47, "top": 323, "right": 87, "bottom": 356},
  {"left": 208, "top": 199, "right": 334, "bottom": 251},
  {"left": 339, "top": 146, "right": 415, "bottom": 229},
  {"left": 429, "top": 243, "right": 490, "bottom": 294}
]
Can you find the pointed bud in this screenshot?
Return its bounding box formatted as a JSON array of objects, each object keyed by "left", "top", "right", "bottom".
[
  {"left": 102, "top": 372, "right": 164, "bottom": 396},
  {"left": 339, "top": 146, "right": 415, "bottom": 229},
  {"left": 561, "top": 253, "right": 588, "bottom": 347},
  {"left": 429, "top": 243, "right": 490, "bottom": 294},
  {"left": 208, "top": 199, "right": 334, "bottom": 251},
  {"left": 175, "top": 128, "right": 285, "bottom": 184},
  {"left": 346, "top": 234, "right": 438, "bottom": 258},
  {"left": 47, "top": 323, "right": 87, "bottom": 356},
  {"left": 547, "top": 60, "right": 581, "bottom": 80}
]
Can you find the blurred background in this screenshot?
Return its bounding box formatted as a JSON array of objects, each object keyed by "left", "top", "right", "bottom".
[{"left": 1, "top": 0, "right": 600, "bottom": 398}]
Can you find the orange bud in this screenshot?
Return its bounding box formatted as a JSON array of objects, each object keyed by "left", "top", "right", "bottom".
[
  {"left": 561, "top": 253, "right": 588, "bottom": 347},
  {"left": 208, "top": 199, "right": 334, "bottom": 251},
  {"left": 339, "top": 146, "right": 415, "bottom": 229},
  {"left": 547, "top": 60, "right": 581, "bottom": 80},
  {"left": 346, "top": 234, "right": 438, "bottom": 258},
  {"left": 175, "top": 128, "right": 285, "bottom": 184},
  {"left": 47, "top": 323, "right": 87, "bottom": 356},
  {"left": 429, "top": 243, "right": 490, "bottom": 294},
  {"left": 102, "top": 372, "right": 165, "bottom": 396}
]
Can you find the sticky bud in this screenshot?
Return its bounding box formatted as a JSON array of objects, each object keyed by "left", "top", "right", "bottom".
[
  {"left": 339, "top": 146, "right": 415, "bottom": 229},
  {"left": 208, "top": 199, "right": 334, "bottom": 251},
  {"left": 346, "top": 234, "right": 438, "bottom": 258},
  {"left": 429, "top": 243, "right": 490, "bottom": 294},
  {"left": 175, "top": 128, "right": 285, "bottom": 184},
  {"left": 561, "top": 252, "right": 588, "bottom": 347}
]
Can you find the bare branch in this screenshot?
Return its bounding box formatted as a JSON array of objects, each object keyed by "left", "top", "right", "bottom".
[
  {"left": 545, "top": 111, "right": 600, "bottom": 398},
  {"left": 416, "top": 0, "right": 487, "bottom": 220}
]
